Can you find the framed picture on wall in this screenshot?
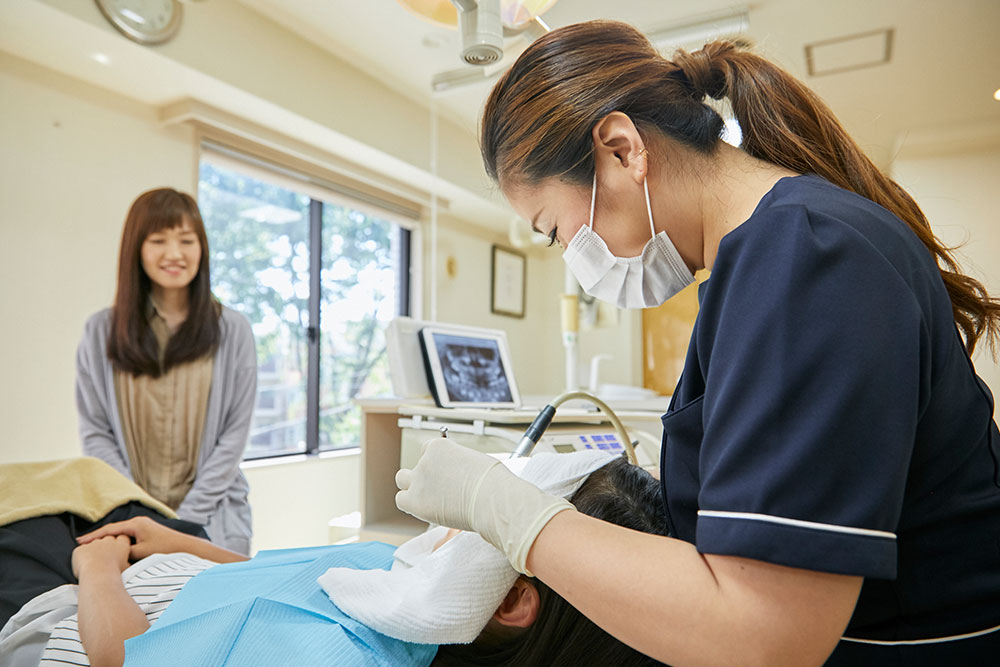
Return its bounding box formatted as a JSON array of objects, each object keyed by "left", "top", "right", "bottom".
[{"left": 491, "top": 245, "right": 526, "bottom": 318}]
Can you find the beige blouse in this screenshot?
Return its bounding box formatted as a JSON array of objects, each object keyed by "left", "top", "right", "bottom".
[{"left": 114, "top": 306, "right": 214, "bottom": 510}]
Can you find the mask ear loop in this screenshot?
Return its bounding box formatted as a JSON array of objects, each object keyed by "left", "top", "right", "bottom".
[
  {"left": 593, "top": 153, "right": 654, "bottom": 237},
  {"left": 640, "top": 149, "right": 656, "bottom": 240},
  {"left": 643, "top": 176, "right": 655, "bottom": 240},
  {"left": 588, "top": 171, "right": 597, "bottom": 229}
]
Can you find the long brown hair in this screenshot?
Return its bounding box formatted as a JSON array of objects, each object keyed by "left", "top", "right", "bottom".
[
  {"left": 107, "top": 188, "right": 220, "bottom": 377},
  {"left": 481, "top": 20, "right": 1000, "bottom": 356}
]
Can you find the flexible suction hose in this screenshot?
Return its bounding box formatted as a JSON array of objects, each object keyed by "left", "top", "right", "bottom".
[{"left": 511, "top": 390, "right": 638, "bottom": 465}]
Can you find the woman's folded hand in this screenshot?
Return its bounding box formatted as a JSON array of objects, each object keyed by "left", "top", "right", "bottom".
[
  {"left": 71, "top": 534, "right": 131, "bottom": 578},
  {"left": 77, "top": 516, "right": 194, "bottom": 560}
]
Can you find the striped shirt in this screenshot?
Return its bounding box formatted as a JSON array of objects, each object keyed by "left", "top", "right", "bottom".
[{"left": 39, "top": 553, "right": 215, "bottom": 666}]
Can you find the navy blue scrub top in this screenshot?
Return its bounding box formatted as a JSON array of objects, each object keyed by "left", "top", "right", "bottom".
[{"left": 660, "top": 174, "right": 1000, "bottom": 660}]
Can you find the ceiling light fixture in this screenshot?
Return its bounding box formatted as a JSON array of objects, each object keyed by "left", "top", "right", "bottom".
[
  {"left": 453, "top": 0, "right": 503, "bottom": 66},
  {"left": 400, "top": 0, "right": 557, "bottom": 70},
  {"left": 994, "top": 88, "right": 1000, "bottom": 101},
  {"left": 427, "top": 6, "right": 748, "bottom": 94}
]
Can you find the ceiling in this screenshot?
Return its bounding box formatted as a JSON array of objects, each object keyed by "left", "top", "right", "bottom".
[
  {"left": 237, "top": 0, "right": 1000, "bottom": 168},
  {"left": 2, "top": 0, "right": 995, "bottom": 232}
]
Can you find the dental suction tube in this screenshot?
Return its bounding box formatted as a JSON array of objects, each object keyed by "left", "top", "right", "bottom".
[{"left": 512, "top": 390, "right": 639, "bottom": 465}]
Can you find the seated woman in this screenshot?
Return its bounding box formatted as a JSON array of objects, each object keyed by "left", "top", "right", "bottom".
[{"left": 1, "top": 455, "right": 667, "bottom": 667}]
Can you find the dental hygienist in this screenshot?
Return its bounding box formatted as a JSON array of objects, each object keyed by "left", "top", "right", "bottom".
[
  {"left": 76, "top": 189, "right": 257, "bottom": 555},
  {"left": 395, "top": 20, "right": 1000, "bottom": 666}
]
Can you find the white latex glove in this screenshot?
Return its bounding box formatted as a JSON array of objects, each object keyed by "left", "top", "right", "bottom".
[{"left": 395, "top": 438, "right": 573, "bottom": 575}]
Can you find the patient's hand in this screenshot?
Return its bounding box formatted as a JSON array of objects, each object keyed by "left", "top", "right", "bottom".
[
  {"left": 78, "top": 516, "right": 249, "bottom": 564},
  {"left": 72, "top": 535, "right": 131, "bottom": 579},
  {"left": 77, "top": 516, "right": 194, "bottom": 561}
]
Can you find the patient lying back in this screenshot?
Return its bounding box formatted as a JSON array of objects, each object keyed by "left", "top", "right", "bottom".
[{"left": 3, "top": 454, "right": 667, "bottom": 666}]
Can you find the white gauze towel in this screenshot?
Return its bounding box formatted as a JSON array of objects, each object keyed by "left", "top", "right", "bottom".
[{"left": 317, "top": 449, "right": 617, "bottom": 645}]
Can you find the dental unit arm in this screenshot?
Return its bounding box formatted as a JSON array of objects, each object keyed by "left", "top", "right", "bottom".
[{"left": 511, "top": 390, "right": 638, "bottom": 464}]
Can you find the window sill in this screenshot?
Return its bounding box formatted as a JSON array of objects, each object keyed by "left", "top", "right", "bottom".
[{"left": 240, "top": 446, "right": 361, "bottom": 470}]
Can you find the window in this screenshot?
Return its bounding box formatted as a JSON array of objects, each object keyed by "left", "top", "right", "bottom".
[{"left": 198, "top": 155, "right": 412, "bottom": 459}]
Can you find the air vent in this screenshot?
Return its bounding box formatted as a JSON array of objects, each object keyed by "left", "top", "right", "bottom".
[{"left": 805, "top": 28, "right": 894, "bottom": 77}]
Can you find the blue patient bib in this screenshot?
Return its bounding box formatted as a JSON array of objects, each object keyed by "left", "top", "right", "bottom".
[{"left": 124, "top": 542, "right": 437, "bottom": 667}]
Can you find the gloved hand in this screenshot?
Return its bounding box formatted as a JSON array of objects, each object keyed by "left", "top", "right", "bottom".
[{"left": 395, "top": 438, "right": 573, "bottom": 575}]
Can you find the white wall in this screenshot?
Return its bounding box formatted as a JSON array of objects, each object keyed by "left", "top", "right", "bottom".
[
  {"left": 242, "top": 452, "right": 360, "bottom": 552},
  {"left": 0, "top": 52, "right": 196, "bottom": 465},
  {"left": 429, "top": 216, "right": 560, "bottom": 397},
  {"left": 577, "top": 309, "right": 644, "bottom": 391},
  {"left": 891, "top": 145, "right": 1000, "bottom": 402},
  {"left": 20, "top": 0, "right": 494, "bottom": 214}
]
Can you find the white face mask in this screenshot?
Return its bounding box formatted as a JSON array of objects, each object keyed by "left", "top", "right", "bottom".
[{"left": 562, "top": 173, "right": 694, "bottom": 309}]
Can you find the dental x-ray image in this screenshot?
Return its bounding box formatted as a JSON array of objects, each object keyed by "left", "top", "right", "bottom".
[{"left": 432, "top": 333, "right": 513, "bottom": 404}]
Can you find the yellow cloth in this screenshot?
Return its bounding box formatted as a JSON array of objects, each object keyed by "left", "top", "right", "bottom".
[
  {"left": 114, "top": 305, "right": 214, "bottom": 510},
  {"left": 0, "top": 457, "right": 177, "bottom": 528}
]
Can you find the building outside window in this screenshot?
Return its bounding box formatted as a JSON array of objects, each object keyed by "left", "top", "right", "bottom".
[{"left": 198, "top": 155, "right": 412, "bottom": 459}]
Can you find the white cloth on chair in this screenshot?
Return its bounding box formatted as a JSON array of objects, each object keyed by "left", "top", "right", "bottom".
[{"left": 317, "top": 449, "right": 617, "bottom": 645}]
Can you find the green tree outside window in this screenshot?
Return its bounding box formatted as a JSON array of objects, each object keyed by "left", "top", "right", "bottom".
[{"left": 199, "top": 161, "right": 406, "bottom": 458}]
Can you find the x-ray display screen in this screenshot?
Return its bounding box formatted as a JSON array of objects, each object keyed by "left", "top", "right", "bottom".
[{"left": 430, "top": 332, "right": 514, "bottom": 404}]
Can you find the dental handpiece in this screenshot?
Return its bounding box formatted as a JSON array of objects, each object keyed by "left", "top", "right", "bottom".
[
  {"left": 510, "top": 390, "right": 639, "bottom": 465},
  {"left": 511, "top": 405, "right": 556, "bottom": 458}
]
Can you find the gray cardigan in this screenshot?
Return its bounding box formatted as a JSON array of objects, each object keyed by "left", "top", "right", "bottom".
[{"left": 75, "top": 306, "right": 257, "bottom": 554}]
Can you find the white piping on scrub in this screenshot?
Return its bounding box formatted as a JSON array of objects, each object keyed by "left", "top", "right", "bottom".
[
  {"left": 696, "top": 510, "right": 896, "bottom": 540},
  {"left": 842, "top": 623, "right": 1000, "bottom": 645}
]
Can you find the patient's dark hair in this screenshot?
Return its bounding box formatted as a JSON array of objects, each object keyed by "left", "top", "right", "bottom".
[{"left": 433, "top": 455, "right": 669, "bottom": 667}]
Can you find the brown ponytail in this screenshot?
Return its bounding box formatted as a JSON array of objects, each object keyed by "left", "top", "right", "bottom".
[
  {"left": 673, "top": 41, "right": 999, "bottom": 356},
  {"left": 481, "top": 20, "right": 1000, "bottom": 356}
]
